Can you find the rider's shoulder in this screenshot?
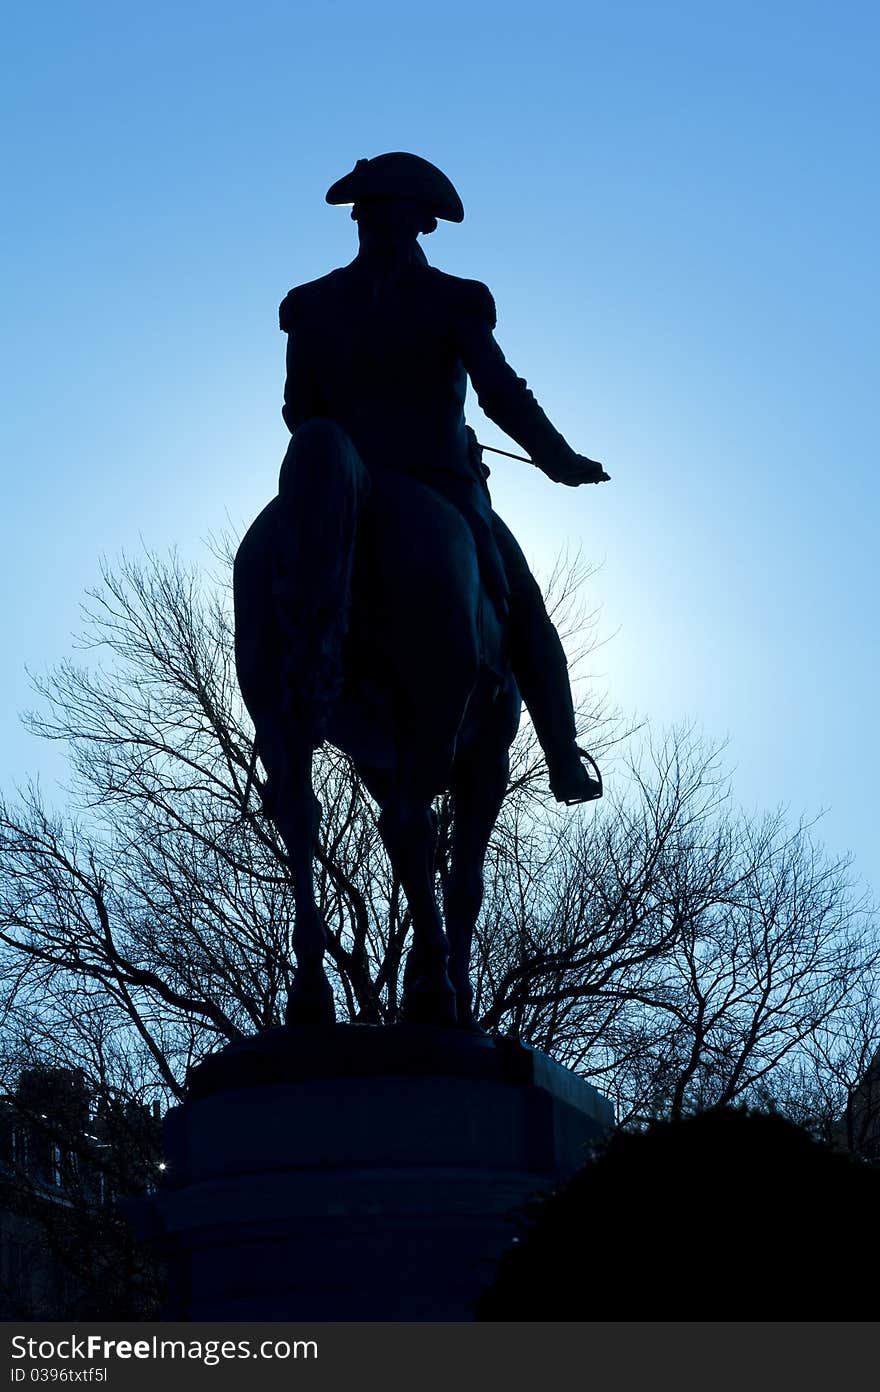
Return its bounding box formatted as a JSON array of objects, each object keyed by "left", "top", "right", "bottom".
[
  {"left": 279, "top": 269, "right": 348, "bottom": 331},
  {"left": 421, "top": 268, "right": 497, "bottom": 329}
]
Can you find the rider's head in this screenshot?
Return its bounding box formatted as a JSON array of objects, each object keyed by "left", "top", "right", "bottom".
[
  {"left": 326, "top": 153, "right": 463, "bottom": 252},
  {"left": 351, "top": 196, "right": 438, "bottom": 252}
]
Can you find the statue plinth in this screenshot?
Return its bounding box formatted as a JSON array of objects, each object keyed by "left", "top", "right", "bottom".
[{"left": 133, "top": 1025, "right": 613, "bottom": 1320}]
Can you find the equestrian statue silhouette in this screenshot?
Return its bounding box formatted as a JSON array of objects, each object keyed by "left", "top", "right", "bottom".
[{"left": 233, "top": 154, "right": 610, "bottom": 1029}]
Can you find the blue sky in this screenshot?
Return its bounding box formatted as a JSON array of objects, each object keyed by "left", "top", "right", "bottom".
[{"left": 2, "top": 1, "right": 877, "bottom": 891}]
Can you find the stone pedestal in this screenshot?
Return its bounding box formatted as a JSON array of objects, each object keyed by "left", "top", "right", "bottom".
[{"left": 134, "top": 1025, "right": 613, "bottom": 1320}]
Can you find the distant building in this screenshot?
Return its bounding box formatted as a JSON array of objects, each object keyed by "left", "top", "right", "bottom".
[
  {"left": 837, "top": 1049, "right": 880, "bottom": 1162},
  {"left": 0, "top": 1067, "right": 163, "bottom": 1318}
]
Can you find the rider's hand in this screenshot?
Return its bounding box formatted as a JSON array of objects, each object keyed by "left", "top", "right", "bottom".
[{"left": 542, "top": 453, "right": 610, "bottom": 487}]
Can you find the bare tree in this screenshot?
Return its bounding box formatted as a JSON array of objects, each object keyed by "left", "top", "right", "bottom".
[
  {"left": 469, "top": 731, "right": 879, "bottom": 1126},
  {"left": 0, "top": 544, "right": 875, "bottom": 1151},
  {"left": 765, "top": 985, "right": 880, "bottom": 1158}
]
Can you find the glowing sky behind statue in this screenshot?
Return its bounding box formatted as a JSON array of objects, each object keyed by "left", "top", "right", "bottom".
[{"left": 1, "top": 0, "right": 877, "bottom": 893}]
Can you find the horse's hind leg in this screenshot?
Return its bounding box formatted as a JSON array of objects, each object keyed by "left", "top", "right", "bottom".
[
  {"left": 279, "top": 752, "right": 335, "bottom": 1027},
  {"left": 444, "top": 747, "right": 512, "bottom": 1031},
  {"left": 256, "top": 720, "right": 335, "bottom": 1025},
  {"left": 263, "top": 418, "right": 369, "bottom": 1026},
  {"left": 378, "top": 780, "right": 458, "bottom": 1027},
  {"left": 364, "top": 751, "right": 458, "bottom": 1026}
]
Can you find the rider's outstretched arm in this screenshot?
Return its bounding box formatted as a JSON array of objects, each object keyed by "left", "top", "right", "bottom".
[{"left": 458, "top": 283, "right": 607, "bottom": 486}]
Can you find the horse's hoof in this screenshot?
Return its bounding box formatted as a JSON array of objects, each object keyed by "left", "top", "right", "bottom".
[
  {"left": 401, "top": 981, "right": 458, "bottom": 1028},
  {"left": 285, "top": 998, "right": 336, "bottom": 1026},
  {"left": 454, "top": 1007, "right": 489, "bottom": 1035},
  {"left": 285, "top": 970, "right": 336, "bottom": 1027},
  {"left": 445, "top": 978, "right": 485, "bottom": 1033}
]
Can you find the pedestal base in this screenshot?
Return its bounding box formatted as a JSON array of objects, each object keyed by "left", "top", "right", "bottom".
[{"left": 133, "top": 1026, "right": 613, "bottom": 1319}]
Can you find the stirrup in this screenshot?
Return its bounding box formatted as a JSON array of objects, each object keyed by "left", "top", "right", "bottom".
[{"left": 550, "top": 747, "right": 604, "bottom": 805}]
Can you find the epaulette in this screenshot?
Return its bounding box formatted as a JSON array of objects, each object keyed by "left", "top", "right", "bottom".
[
  {"left": 421, "top": 268, "right": 497, "bottom": 329},
  {"left": 278, "top": 272, "right": 341, "bottom": 332},
  {"left": 459, "top": 278, "right": 497, "bottom": 329},
  {"left": 278, "top": 286, "right": 303, "bottom": 333}
]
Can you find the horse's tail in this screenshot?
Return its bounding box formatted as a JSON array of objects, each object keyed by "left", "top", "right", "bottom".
[{"left": 355, "top": 473, "right": 484, "bottom": 793}]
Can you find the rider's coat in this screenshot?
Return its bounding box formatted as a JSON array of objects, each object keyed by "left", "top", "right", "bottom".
[{"left": 279, "top": 248, "right": 580, "bottom": 508}]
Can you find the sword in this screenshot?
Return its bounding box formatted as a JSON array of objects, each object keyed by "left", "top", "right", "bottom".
[
  {"left": 478, "top": 442, "right": 532, "bottom": 464},
  {"left": 478, "top": 441, "right": 610, "bottom": 483}
]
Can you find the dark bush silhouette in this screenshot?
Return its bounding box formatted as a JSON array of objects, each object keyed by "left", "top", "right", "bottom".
[{"left": 475, "top": 1108, "right": 880, "bottom": 1320}]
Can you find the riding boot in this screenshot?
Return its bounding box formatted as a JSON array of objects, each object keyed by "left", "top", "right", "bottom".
[
  {"left": 488, "top": 509, "right": 602, "bottom": 804},
  {"left": 509, "top": 609, "right": 602, "bottom": 805}
]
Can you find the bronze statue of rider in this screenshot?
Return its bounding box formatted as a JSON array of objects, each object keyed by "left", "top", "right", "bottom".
[{"left": 279, "top": 152, "right": 610, "bottom": 803}]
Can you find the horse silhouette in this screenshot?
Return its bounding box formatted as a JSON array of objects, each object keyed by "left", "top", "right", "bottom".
[{"left": 234, "top": 417, "right": 520, "bottom": 1029}]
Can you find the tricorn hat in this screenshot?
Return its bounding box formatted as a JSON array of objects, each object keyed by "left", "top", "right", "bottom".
[{"left": 325, "top": 152, "right": 464, "bottom": 223}]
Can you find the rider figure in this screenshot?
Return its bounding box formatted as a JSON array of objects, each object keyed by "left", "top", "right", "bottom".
[{"left": 279, "top": 152, "right": 609, "bottom": 804}]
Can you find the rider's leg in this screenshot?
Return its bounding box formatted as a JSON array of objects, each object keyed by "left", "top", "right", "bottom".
[{"left": 490, "top": 512, "right": 602, "bottom": 805}]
